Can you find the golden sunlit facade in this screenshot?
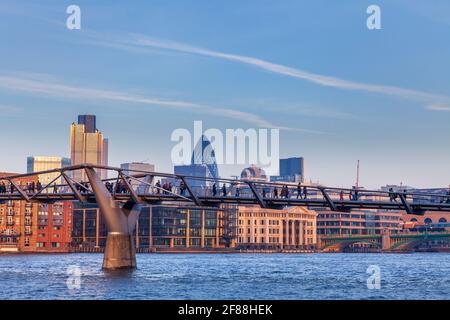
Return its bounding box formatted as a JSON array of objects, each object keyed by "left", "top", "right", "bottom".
[
  {"left": 237, "top": 206, "right": 317, "bottom": 250},
  {"left": 27, "top": 156, "right": 71, "bottom": 186},
  {"left": 70, "top": 123, "right": 108, "bottom": 181}
]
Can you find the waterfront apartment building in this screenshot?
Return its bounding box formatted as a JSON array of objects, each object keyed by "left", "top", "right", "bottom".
[
  {"left": 27, "top": 156, "right": 71, "bottom": 187},
  {"left": 71, "top": 204, "right": 225, "bottom": 251},
  {"left": 316, "top": 209, "right": 402, "bottom": 236},
  {"left": 0, "top": 173, "right": 72, "bottom": 252},
  {"left": 236, "top": 206, "right": 317, "bottom": 250},
  {"left": 70, "top": 114, "right": 109, "bottom": 181},
  {"left": 401, "top": 211, "right": 450, "bottom": 232}
]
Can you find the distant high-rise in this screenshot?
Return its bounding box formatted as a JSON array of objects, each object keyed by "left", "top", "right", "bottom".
[
  {"left": 120, "top": 162, "right": 155, "bottom": 193},
  {"left": 271, "top": 157, "right": 305, "bottom": 183},
  {"left": 70, "top": 115, "right": 108, "bottom": 181},
  {"left": 174, "top": 135, "right": 219, "bottom": 189},
  {"left": 27, "top": 156, "right": 71, "bottom": 186},
  {"left": 77, "top": 115, "right": 97, "bottom": 133}
]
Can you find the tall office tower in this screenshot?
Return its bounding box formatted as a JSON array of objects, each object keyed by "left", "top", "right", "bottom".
[
  {"left": 27, "top": 156, "right": 71, "bottom": 186},
  {"left": 271, "top": 157, "right": 305, "bottom": 183},
  {"left": 77, "top": 115, "right": 97, "bottom": 133},
  {"left": 70, "top": 115, "right": 109, "bottom": 182},
  {"left": 120, "top": 162, "right": 155, "bottom": 193}
]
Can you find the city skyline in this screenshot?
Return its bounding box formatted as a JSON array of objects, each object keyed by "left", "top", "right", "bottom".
[{"left": 0, "top": 0, "right": 449, "bottom": 189}]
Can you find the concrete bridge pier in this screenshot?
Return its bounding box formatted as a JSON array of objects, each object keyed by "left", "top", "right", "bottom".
[
  {"left": 381, "top": 229, "right": 391, "bottom": 251},
  {"left": 84, "top": 166, "right": 142, "bottom": 270}
]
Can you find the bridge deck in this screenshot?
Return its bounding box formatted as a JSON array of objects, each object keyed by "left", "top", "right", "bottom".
[{"left": 1, "top": 192, "right": 450, "bottom": 212}]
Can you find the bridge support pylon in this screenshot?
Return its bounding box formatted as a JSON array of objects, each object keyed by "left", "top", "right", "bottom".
[
  {"left": 381, "top": 229, "right": 391, "bottom": 251},
  {"left": 84, "top": 166, "right": 142, "bottom": 270}
]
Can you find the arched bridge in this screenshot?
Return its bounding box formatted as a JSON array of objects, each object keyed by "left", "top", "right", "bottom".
[
  {"left": 1, "top": 164, "right": 449, "bottom": 269},
  {"left": 319, "top": 232, "right": 450, "bottom": 252}
]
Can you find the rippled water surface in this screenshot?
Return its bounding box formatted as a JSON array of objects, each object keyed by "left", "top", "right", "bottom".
[{"left": 0, "top": 253, "right": 449, "bottom": 300}]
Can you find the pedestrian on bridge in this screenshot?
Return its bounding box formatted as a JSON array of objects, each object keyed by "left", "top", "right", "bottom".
[
  {"left": 282, "top": 185, "right": 289, "bottom": 199},
  {"left": 179, "top": 181, "right": 187, "bottom": 196},
  {"left": 297, "top": 182, "right": 302, "bottom": 199},
  {"left": 235, "top": 185, "right": 240, "bottom": 197},
  {"left": 273, "top": 186, "right": 278, "bottom": 198},
  {"left": 222, "top": 183, "right": 227, "bottom": 197},
  {"left": 155, "top": 180, "right": 161, "bottom": 194},
  {"left": 303, "top": 186, "right": 308, "bottom": 199},
  {"left": 389, "top": 188, "right": 398, "bottom": 202},
  {"left": 340, "top": 190, "right": 344, "bottom": 201},
  {"left": 212, "top": 183, "right": 217, "bottom": 196},
  {"left": 0, "top": 181, "right": 6, "bottom": 194}
]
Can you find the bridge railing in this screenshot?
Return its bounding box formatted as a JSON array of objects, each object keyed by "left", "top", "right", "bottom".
[{"left": 1, "top": 164, "right": 450, "bottom": 213}]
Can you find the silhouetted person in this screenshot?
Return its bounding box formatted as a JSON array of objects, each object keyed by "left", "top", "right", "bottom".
[
  {"left": 155, "top": 180, "right": 161, "bottom": 194},
  {"left": 179, "top": 181, "right": 186, "bottom": 196},
  {"left": 297, "top": 182, "right": 302, "bottom": 199},
  {"left": 282, "top": 185, "right": 289, "bottom": 199},
  {"left": 212, "top": 183, "right": 217, "bottom": 196},
  {"left": 222, "top": 184, "right": 227, "bottom": 197},
  {"left": 273, "top": 187, "right": 278, "bottom": 198}
]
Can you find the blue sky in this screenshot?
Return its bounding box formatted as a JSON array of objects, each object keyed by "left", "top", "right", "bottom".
[{"left": 0, "top": 0, "right": 449, "bottom": 188}]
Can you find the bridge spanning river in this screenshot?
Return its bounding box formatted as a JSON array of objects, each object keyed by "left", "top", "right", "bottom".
[{"left": 1, "top": 164, "right": 449, "bottom": 270}]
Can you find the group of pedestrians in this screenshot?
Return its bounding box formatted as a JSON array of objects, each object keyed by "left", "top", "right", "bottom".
[
  {"left": 153, "top": 180, "right": 174, "bottom": 195},
  {"left": 0, "top": 181, "right": 11, "bottom": 194},
  {"left": 212, "top": 183, "right": 228, "bottom": 197},
  {"left": 207, "top": 182, "right": 309, "bottom": 200},
  {"left": 0, "top": 180, "right": 44, "bottom": 194}
]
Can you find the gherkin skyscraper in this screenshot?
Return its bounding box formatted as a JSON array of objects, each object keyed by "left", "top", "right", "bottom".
[{"left": 191, "top": 135, "right": 219, "bottom": 181}]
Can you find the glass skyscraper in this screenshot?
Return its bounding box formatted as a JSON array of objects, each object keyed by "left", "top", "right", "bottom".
[{"left": 271, "top": 157, "right": 305, "bottom": 183}]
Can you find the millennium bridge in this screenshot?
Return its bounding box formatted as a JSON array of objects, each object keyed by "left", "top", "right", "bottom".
[{"left": 1, "top": 164, "right": 449, "bottom": 269}]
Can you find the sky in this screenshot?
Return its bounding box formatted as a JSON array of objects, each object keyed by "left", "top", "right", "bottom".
[{"left": 0, "top": 0, "right": 449, "bottom": 189}]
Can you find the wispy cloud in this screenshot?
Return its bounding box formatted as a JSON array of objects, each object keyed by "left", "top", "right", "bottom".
[
  {"left": 81, "top": 31, "right": 450, "bottom": 107},
  {"left": 0, "top": 72, "right": 325, "bottom": 134},
  {"left": 426, "top": 104, "right": 450, "bottom": 112},
  {"left": 0, "top": 104, "right": 20, "bottom": 111}
]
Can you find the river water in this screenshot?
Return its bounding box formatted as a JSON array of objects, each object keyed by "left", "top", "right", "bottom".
[{"left": 0, "top": 253, "right": 448, "bottom": 300}]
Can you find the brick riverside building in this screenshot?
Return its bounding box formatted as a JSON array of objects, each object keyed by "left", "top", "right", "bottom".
[{"left": 0, "top": 172, "right": 72, "bottom": 253}]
